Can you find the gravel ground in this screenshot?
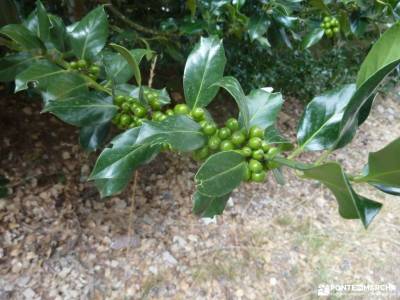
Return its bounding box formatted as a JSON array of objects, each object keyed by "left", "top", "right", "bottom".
[{"left": 1, "top": 88, "right": 400, "bottom": 300}]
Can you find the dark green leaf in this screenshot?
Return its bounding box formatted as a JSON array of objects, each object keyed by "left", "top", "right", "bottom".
[
  {"left": 0, "top": 52, "right": 40, "bottom": 82},
  {"left": 103, "top": 48, "right": 150, "bottom": 84},
  {"left": 109, "top": 43, "right": 142, "bottom": 86},
  {"left": 336, "top": 23, "right": 400, "bottom": 148},
  {"left": 47, "top": 14, "right": 66, "bottom": 51},
  {"left": 43, "top": 93, "right": 117, "bottom": 127},
  {"left": 246, "top": 89, "right": 283, "bottom": 130},
  {"left": 15, "top": 60, "right": 67, "bottom": 92},
  {"left": 297, "top": 84, "right": 356, "bottom": 151},
  {"left": 302, "top": 163, "right": 382, "bottom": 228},
  {"left": 214, "top": 76, "right": 250, "bottom": 131},
  {"left": 69, "top": 6, "right": 108, "bottom": 60},
  {"left": 193, "top": 191, "right": 231, "bottom": 218},
  {"left": 248, "top": 16, "right": 270, "bottom": 41},
  {"left": 90, "top": 143, "right": 161, "bottom": 196},
  {"left": 136, "top": 115, "right": 205, "bottom": 152},
  {"left": 373, "top": 184, "right": 400, "bottom": 196},
  {"left": 0, "top": 24, "right": 43, "bottom": 50},
  {"left": 264, "top": 125, "right": 292, "bottom": 149},
  {"left": 301, "top": 28, "right": 324, "bottom": 49},
  {"left": 195, "top": 151, "right": 246, "bottom": 197},
  {"left": 79, "top": 122, "right": 110, "bottom": 151},
  {"left": 36, "top": 0, "right": 50, "bottom": 42},
  {"left": 356, "top": 138, "right": 400, "bottom": 188},
  {"left": 183, "top": 36, "right": 226, "bottom": 109}
]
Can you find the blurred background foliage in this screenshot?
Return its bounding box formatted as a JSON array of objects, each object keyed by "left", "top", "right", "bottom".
[{"left": 1, "top": 0, "right": 399, "bottom": 100}]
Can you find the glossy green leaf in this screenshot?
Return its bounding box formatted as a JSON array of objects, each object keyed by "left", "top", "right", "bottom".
[
  {"left": 297, "top": 84, "right": 356, "bottom": 151},
  {"left": 301, "top": 28, "right": 324, "bottom": 49},
  {"left": 356, "top": 138, "right": 400, "bottom": 188},
  {"left": 90, "top": 143, "right": 161, "bottom": 196},
  {"left": 373, "top": 184, "right": 400, "bottom": 196},
  {"left": 40, "top": 72, "right": 88, "bottom": 104},
  {"left": 15, "top": 60, "right": 67, "bottom": 92},
  {"left": 302, "top": 163, "right": 382, "bottom": 228},
  {"left": 79, "top": 122, "right": 110, "bottom": 151},
  {"left": 69, "top": 6, "right": 108, "bottom": 60},
  {"left": 0, "top": 24, "right": 43, "bottom": 50},
  {"left": 193, "top": 191, "right": 231, "bottom": 218},
  {"left": 336, "top": 23, "right": 400, "bottom": 148},
  {"left": 136, "top": 115, "right": 205, "bottom": 152},
  {"left": 103, "top": 48, "right": 149, "bottom": 84},
  {"left": 36, "top": 0, "right": 50, "bottom": 42},
  {"left": 195, "top": 151, "right": 246, "bottom": 197},
  {"left": 264, "top": 125, "right": 292, "bottom": 149},
  {"left": 0, "top": 52, "right": 40, "bottom": 82},
  {"left": 43, "top": 93, "right": 117, "bottom": 127},
  {"left": 214, "top": 76, "right": 250, "bottom": 131},
  {"left": 109, "top": 43, "right": 142, "bottom": 86},
  {"left": 248, "top": 16, "right": 270, "bottom": 41},
  {"left": 246, "top": 89, "right": 283, "bottom": 130},
  {"left": 47, "top": 14, "right": 66, "bottom": 51},
  {"left": 183, "top": 36, "right": 226, "bottom": 109}
]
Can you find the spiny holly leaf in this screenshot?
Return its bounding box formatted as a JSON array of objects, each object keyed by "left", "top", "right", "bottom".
[
  {"left": 195, "top": 151, "right": 246, "bottom": 197},
  {"left": 302, "top": 163, "right": 382, "bottom": 228},
  {"left": 136, "top": 115, "right": 205, "bottom": 152},
  {"left": 183, "top": 36, "right": 226, "bottom": 109},
  {"left": 47, "top": 14, "right": 67, "bottom": 51},
  {"left": 214, "top": 76, "right": 250, "bottom": 132},
  {"left": 68, "top": 6, "right": 108, "bottom": 60},
  {"left": 356, "top": 137, "right": 400, "bottom": 188},
  {"left": 297, "top": 84, "right": 356, "bottom": 151},
  {"left": 335, "top": 22, "right": 400, "bottom": 149},
  {"left": 89, "top": 143, "right": 161, "bottom": 197},
  {"left": 246, "top": 89, "right": 283, "bottom": 130},
  {"left": 79, "top": 122, "right": 110, "bottom": 152},
  {"left": 103, "top": 48, "right": 150, "bottom": 84},
  {"left": 0, "top": 24, "right": 44, "bottom": 50},
  {"left": 193, "top": 191, "right": 231, "bottom": 218},
  {"left": 15, "top": 60, "right": 68, "bottom": 92},
  {"left": 301, "top": 28, "right": 324, "bottom": 49},
  {"left": 0, "top": 52, "right": 41, "bottom": 82},
  {"left": 43, "top": 93, "right": 117, "bottom": 127}
]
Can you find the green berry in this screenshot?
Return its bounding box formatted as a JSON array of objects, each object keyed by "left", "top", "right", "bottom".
[
  {"left": 174, "top": 104, "right": 190, "bottom": 115},
  {"left": 134, "top": 105, "right": 147, "bottom": 118},
  {"left": 199, "top": 120, "right": 208, "bottom": 128},
  {"left": 112, "top": 113, "right": 121, "bottom": 124},
  {"left": 249, "top": 126, "right": 264, "bottom": 138},
  {"left": 248, "top": 137, "right": 262, "bottom": 150},
  {"left": 191, "top": 107, "right": 206, "bottom": 121},
  {"left": 218, "top": 127, "right": 232, "bottom": 140},
  {"left": 231, "top": 131, "right": 246, "bottom": 146},
  {"left": 323, "top": 16, "right": 331, "bottom": 23},
  {"left": 121, "top": 102, "right": 131, "bottom": 112},
  {"left": 249, "top": 159, "right": 263, "bottom": 173},
  {"left": 165, "top": 109, "right": 174, "bottom": 116},
  {"left": 251, "top": 170, "right": 266, "bottom": 183},
  {"left": 89, "top": 65, "right": 100, "bottom": 75},
  {"left": 240, "top": 146, "right": 252, "bottom": 157},
  {"left": 225, "top": 118, "right": 239, "bottom": 131},
  {"left": 193, "top": 146, "right": 209, "bottom": 161},
  {"left": 136, "top": 118, "right": 144, "bottom": 126},
  {"left": 119, "top": 114, "right": 131, "bottom": 127},
  {"left": 252, "top": 149, "right": 264, "bottom": 161},
  {"left": 77, "top": 59, "right": 87, "bottom": 68},
  {"left": 115, "top": 95, "right": 126, "bottom": 106},
  {"left": 69, "top": 61, "right": 78, "bottom": 69},
  {"left": 203, "top": 123, "right": 217, "bottom": 136},
  {"left": 266, "top": 161, "right": 280, "bottom": 170},
  {"left": 333, "top": 27, "right": 340, "bottom": 33},
  {"left": 325, "top": 29, "right": 333, "bottom": 36},
  {"left": 130, "top": 101, "right": 139, "bottom": 112},
  {"left": 208, "top": 135, "right": 221, "bottom": 150},
  {"left": 152, "top": 111, "right": 164, "bottom": 121},
  {"left": 261, "top": 141, "right": 270, "bottom": 152},
  {"left": 220, "top": 140, "right": 234, "bottom": 151},
  {"left": 149, "top": 99, "right": 161, "bottom": 111}
]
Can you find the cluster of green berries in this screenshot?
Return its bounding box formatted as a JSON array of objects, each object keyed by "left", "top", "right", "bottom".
[
  {"left": 194, "top": 118, "right": 281, "bottom": 183},
  {"left": 320, "top": 16, "right": 340, "bottom": 38},
  {"left": 69, "top": 59, "right": 100, "bottom": 80}
]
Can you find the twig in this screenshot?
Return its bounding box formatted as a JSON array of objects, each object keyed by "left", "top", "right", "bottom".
[{"left": 148, "top": 55, "right": 158, "bottom": 88}]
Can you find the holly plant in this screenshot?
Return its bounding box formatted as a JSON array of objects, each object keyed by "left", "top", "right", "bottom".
[{"left": 1, "top": 2, "right": 400, "bottom": 228}]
